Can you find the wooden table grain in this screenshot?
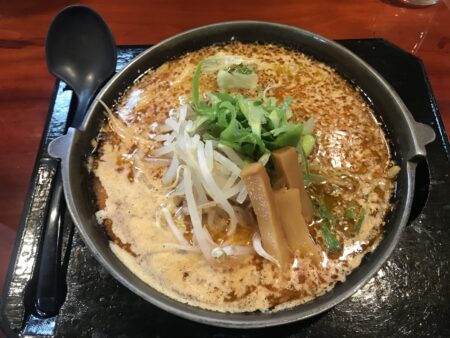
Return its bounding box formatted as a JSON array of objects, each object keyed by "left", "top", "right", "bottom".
[{"left": 0, "top": 0, "right": 449, "bottom": 322}]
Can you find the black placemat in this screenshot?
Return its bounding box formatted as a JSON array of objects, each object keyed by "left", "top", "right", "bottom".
[{"left": 1, "top": 40, "right": 450, "bottom": 338}]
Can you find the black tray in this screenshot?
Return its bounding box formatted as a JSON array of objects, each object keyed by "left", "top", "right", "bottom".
[{"left": 1, "top": 40, "right": 450, "bottom": 338}]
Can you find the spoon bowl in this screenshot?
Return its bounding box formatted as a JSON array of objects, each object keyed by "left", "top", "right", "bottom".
[{"left": 46, "top": 5, "right": 116, "bottom": 110}]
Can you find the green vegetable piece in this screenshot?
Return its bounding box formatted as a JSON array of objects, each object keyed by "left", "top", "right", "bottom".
[
  {"left": 191, "top": 115, "right": 210, "bottom": 133},
  {"left": 355, "top": 213, "right": 365, "bottom": 234},
  {"left": 202, "top": 133, "right": 216, "bottom": 141},
  {"left": 192, "top": 63, "right": 212, "bottom": 115},
  {"left": 316, "top": 199, "right": 333, "bottom": 222},
  {"left": 321, "top": 222, "right": 341, "bottom": 252},
  {"left": 268, "top": 110, "right": 280, "bottom": 129},
  {"left": 206, "top": 92, "right": 221, "bottom": 105},
  {"left": 266, "top": 124, "right": 303, "bottom": 150},
  {"left": 298, "top": 145, "right": 312, "bottom": 187},
  {"left": 264, "top": 97, "right": 277, "bottom": 111},
  {"left": 315, "top": 199, "right": 341, "bottom": 252},
  {"left": 227, "top": 64, "right": 254, "bottom": 74},
  {"left": 308, "top": 173, "right": 327, "bottom": 184},
  {"left": 212, "top": 92, "right": 237, "bottom": 104},
  {"left": 219, "top": 112, "right": 241, "bottom": 140},
  {"left": 201, "top": 55, "right": 254, "bottom": 73},
  {"left": 217, "top": 69, "right": 257, "bottom": 91},
  {"left": 269, "top": 123, "right": 293, "bottom": 137},
  {"left": 218, "top": 111, "right": 265, "bottom": 156},
  {"left": 345, "top": 201, "right": 366, "bottom": 235},
  {"left": 345, "top": 202, "right": 358, "bottom": 221},
  {"left": 281, "top": 97, "right": 293, "bottom": 119},
  {"left": 238, "top": 98, "right": 266, "bottom": 137},
  {"left": 301, "top": 134, "right": 316, "bottom": 156},
  {"left": 216, "top": 101, "right": 235, "bottom": 128}
]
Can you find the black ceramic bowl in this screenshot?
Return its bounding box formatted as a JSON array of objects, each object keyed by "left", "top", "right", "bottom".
[{"left": 49, "top": 21, "right": 435, "bottom": 328}]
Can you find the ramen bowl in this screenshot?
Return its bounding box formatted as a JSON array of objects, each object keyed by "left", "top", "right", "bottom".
[{"left": 48, "top": 21, "right": 435, "bottom": 328}]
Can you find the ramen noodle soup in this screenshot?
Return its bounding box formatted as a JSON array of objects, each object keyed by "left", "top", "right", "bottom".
[{"left": 90, "top": 43, "right": 398, "bottom": 312}]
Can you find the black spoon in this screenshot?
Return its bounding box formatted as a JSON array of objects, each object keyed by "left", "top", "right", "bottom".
[{"left": 35, "top": 5, "right": 116, "bottom": 316}]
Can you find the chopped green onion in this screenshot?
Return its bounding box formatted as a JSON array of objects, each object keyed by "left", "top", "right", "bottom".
[
  {"left": 190, "top": 61, "right": 312, "bottom": 162},
  {"left": 315, "top": 199, "right": 341, "bottom": 252},
  {"left": 345, "top": 201, "right": 366, "bottom": 235},
  {"left": 268, "top": 110, "right": 280, "bottom": 129},
  {"left": 201, "top": 55, "right": 254, "bottom": 73},
  {"left": 192, "top": 62, "right": 213, "bottom": 115},
  {"left": 345, "top": 202, "right": 358, "bottom": 221},
  {"left": 298, "top": 145, "right": 312, "bottom": 186},
  {"left": 217, "top": 69, "right": 258, "bottom": 91},
  {"left": 354, "top": 212, "right": 366, "bottom": 234},
  {"left": 237, "top": 98, "right": 266, "bottom": 137},
  {"left": 192, "top": 62, "right": 202, "bottom": 109},
  {"left": 308, "top": 173, "right": 327, "bottom": 184},
  {"left": 225, "top": 64, "right": 255, "bottom": 75},
  {"left": 321, "top": 222, "right": 341, "bottom": 252},
  {"left": 301, "top": 134, "right": 316, "bottom": 156},
  {"left": 266, "top": 124, "right": 303, "bottom": 150}
]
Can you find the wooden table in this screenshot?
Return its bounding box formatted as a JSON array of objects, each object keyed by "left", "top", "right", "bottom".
[{"left": 0, "top": 0, "right": 449, "bottom": 325}]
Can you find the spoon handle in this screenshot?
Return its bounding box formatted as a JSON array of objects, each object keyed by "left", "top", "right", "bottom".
[
  {"left": 35, "top": 91, "right": 91, "bottom": 317},
  {"left": 35, "top": 166, "right": 65, "bottom": 316},
  {"left": 71, "top": 90, "right": 92, "bottom": 128}
]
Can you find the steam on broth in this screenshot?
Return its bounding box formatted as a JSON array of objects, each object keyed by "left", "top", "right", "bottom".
[{"left": 90, "top": 42, "right": 398, "bottom": 312}]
